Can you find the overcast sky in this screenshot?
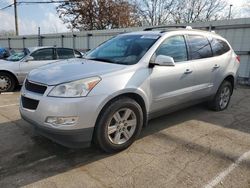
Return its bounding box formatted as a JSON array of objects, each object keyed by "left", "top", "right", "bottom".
[
  {"left": 0, "top": 0, "right": 69, "bottom": 35},
  {"left": 0, "top": 0, "right": 249, "bottom": 36}
]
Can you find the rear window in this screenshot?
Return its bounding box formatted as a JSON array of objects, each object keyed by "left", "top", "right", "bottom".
[
  {"left": 188, "top": 35, "right": 213, "bottom": 60},
  {"left": 209, "top": 38, "right": 230, "bottom": 56}
]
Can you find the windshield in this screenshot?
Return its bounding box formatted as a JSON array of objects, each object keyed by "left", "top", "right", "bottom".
[
  {"left": 6, "top": 51, "right": 26, "bottom": 62},
  {"left": 86, "top": 34, "right": 160, "bottom": 65}
]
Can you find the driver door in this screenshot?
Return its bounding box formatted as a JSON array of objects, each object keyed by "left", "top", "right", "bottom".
[
  {"left": 150, "top": 35, "right": 195, "bottom": 113},
  {"left": 19, "top": 48, "right": 58, "bottom": 79}
]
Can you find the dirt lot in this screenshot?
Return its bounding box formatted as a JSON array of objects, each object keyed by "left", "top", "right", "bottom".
[{"left": 0, "top": 87, "right": 250, "bottom": 188}]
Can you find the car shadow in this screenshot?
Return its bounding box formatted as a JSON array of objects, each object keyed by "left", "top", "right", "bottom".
[{"left": 0, "top": 88, "right": 249, "bottom": 187}]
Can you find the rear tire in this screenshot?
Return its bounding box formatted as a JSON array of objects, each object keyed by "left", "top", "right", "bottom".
[
  {"left": 0, "top": 72, "right": 16, "bottom": 92},
  {"left": 94, "top": 97, "right": 143, "bottom": 153},
  {"left": 209, "top": 81, "right": 232, "bottom": 111}
]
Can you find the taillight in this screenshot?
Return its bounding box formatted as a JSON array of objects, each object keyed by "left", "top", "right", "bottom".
[{"left": 236, "top": 55, "right": 240, "bottom": 63}]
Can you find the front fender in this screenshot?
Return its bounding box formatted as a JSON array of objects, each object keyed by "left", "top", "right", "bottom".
[{"left": 97, "top": 88, "right": 150, "bottom": 115}]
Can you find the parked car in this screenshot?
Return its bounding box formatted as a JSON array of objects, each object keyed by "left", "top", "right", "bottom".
[
  {"left": 20, "top": 28, "right": 240, "bottom": 153},
  {"left": 0, "top": 47, "right": 82, "bottom": 92},
  {"left": 0, "top": 48, "right": 11, "bottom": 59}
]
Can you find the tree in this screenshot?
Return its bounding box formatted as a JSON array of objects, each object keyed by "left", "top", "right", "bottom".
[
  {"left": 172, "top": 0, "right": 227, "bottom": 23},
  {"left": 57, "top": 0, "right": 139, "bottom": 30},
  {"left": 134, "top": 0, "right": 228, "bottom": 25},
  {"left": 57, "top": 0, "right": 229, "bottom": 30},
  {"left": 243, "top": 0, "right": 250, "bottom": 13},
  {"left": 0, "top": 30, "right": 15, "bottom": 37},
  {"left": 133, "top": 0, "right": 176, "bottom": 26}
]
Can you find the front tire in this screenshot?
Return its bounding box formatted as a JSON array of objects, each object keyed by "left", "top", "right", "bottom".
[
  {"left": 0, "top": 72, "right": 16, "bottom": 92},
  {"left": 94, "top": 97, "right": 143, "bottom": 153},
  {"left": 210, "top": 81, "right": 232, "bottom": 111}
]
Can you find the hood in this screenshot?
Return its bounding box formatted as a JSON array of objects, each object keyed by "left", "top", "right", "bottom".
[{"left": 28, "top": 58, "right": 126, "bottom": 85}]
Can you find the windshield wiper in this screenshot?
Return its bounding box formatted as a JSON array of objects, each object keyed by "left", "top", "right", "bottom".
[{"left": 87, "top": 57, "right": 115, "bottom": 64}]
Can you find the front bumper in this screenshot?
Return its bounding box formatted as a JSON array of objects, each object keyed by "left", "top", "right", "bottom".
[
  {"left": 19, "top": 84, "right": 107, "bottom": 148},
  {"left": 21, "top": 113, "right": 94, "bottom": 148}
]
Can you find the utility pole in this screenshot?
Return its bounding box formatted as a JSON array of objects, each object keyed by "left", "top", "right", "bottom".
[
  {"left": 38, "top": 27, "right": 41, "bottom": 46},
  {"left": 14, "top": 0, "right": 19, "bottom": 36},
  {"left": 228, "top": 4, "right": 233, "bottom": 19}
]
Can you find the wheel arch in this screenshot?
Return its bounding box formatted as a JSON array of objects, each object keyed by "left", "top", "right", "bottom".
[
  {"left": 223, "top": 74, "right": 235, "bottom": 94},
  {"left": 95, "top": 92, "right": 149, "bottom": 132}
]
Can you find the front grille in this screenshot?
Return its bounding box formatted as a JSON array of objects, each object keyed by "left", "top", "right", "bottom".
[
  {"left": 21, "top": 96, "right": 39, "bottom": 110},
  {"left": 25, "top": 80, "right": 47, "bottom": 94}
]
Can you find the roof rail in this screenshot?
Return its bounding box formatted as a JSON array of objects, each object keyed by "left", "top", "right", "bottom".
[{"left": 143, "top": 25, "right": 187, "bottom": 31}]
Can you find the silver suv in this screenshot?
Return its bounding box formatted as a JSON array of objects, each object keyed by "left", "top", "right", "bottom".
[{"left": 20, "top": 29, "right": 240, "bottom": 153}]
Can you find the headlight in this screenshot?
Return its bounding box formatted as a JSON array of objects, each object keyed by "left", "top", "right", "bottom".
[{"left": 48, "top": 77, "right": 101, "bottom": 97}]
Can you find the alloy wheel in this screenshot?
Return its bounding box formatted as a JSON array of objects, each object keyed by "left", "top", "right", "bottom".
[
  {"left": 107, "top": 108, "right": 137, "bottom": 145},
  {"left": 219, "top": 86, "right": 231, "bottom": 109}
]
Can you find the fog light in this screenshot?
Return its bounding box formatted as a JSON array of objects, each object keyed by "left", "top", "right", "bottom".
[{"left": 45, "top": 116, "right": 78, "bottom": 126}]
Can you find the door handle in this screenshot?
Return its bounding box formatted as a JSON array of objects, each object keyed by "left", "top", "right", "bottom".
[
  {"left": 213, "top": 64, "right": 220, "bottom": 69},
  {"left": 184, "top": 69, "right": 193, "bottom": 74}
]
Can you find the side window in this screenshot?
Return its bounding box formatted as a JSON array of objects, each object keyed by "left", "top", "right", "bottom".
[
  {"left": 209, "top": 38, "right": 230, "bottom": 56},
  {"left": 57, "top": 48, "right": 75, "bottom": 59},
  {"left": 156, "top": 35, "right": 187, "bottom": 62},
  {"left": 30, "top": 48, "right": 54, "bottom": 61},
  {"left": 188, "top": 35, "right": 213, "bottom": 60}
]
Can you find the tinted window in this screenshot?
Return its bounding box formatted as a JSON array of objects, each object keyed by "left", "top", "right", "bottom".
[
  {"left": 209, "top": 38, "right": 230, "bottom": 56},
  {"left": 156, "top": 35, "right": 187, "bottom": 62},
  {"left": 188, "top": 35, "right": 213, "bottom": 60},
  {"left": 57, "top": 48, "right": 75, "bottom": 59},
  {"left": 30, "top": 48, "right": 54, "bottom": 61}
]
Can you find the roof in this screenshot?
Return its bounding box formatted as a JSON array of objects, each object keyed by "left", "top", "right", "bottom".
[
  {"left": 122, "top": 28, "right": 221, "bottom": 39},
  {"left": 122, "top": 30, "right": 164, "bottom": 36},
  {"left": 27, "top": 46, "right": 54, "bottom": 53}
]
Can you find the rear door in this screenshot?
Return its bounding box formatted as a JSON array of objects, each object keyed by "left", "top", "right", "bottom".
[
  {"left": 186, "top": 35, "right": 216, "bottom": 98},
  {"left": 208, "top": 37, "right": 232, "bottom": 91},
  {"left": 150, "top": 35, "right": 195, "bottom": 113},
  {"left": 20, "top": 48, "right": 57, "bottom": 77}
]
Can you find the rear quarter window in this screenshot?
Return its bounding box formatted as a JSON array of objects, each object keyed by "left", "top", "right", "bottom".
[
  {"left": 187, "top": 35, "right": 213, "bottom": 60},
  {"left": 209, "top": 38, "right": 230, "bottom": 56}
]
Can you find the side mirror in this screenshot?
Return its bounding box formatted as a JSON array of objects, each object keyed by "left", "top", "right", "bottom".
[
  {"left": 25, "top": 56, "right": 34, "bottom": 62},
  {"left": 154, "top": 55, "right": 175, "bottom": 66}
]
